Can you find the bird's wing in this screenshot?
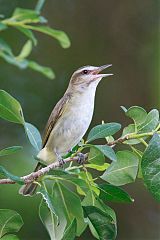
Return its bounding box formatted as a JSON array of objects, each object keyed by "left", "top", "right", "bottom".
[{"left": 42, "top": 93, "right": 71, "bottom": 147}]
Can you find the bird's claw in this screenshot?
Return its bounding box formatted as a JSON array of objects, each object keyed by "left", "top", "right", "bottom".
[
  {"left": 58, "top": 158, "right": 65, "bottom": 167},
  {"left": 77, "top": 153, "right": 86, "bottom": 165}
]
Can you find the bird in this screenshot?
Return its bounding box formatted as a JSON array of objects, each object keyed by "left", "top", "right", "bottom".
[{"left": 19, "top": 64, "right": 113, "bottom": 196}]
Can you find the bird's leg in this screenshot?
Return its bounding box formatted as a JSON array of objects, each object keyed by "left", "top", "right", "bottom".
[
  {"left": 55, "top": 151, "right": 65, "bottom": 167},
  {"left": 77, "top": 153, "right": 86, "bottom": 165}
]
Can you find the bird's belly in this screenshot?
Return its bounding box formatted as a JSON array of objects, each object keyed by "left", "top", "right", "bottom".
[{"left": 46, "top": 104, "right": 94, "bottom": 155}]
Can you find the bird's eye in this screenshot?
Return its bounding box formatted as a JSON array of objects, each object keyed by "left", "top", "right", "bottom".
[{"left": 83, "top": 70, "right": 88, "bottom": 74}]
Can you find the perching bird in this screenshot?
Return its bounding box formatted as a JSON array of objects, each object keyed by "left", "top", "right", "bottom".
[{"left": 20, "top": 64, "right": 112, "bottom": 196}]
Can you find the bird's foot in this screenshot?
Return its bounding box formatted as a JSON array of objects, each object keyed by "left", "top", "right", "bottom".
[
  {"left": 58, "top": 157, "right": 65, "bottom": 167},
  {"left": 77, "top": 153, "right": 86, "bottom": 165}
]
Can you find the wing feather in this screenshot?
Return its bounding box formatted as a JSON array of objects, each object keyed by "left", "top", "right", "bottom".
[{"left": 42, "top": 93, "right": 71, "bottom": 147}]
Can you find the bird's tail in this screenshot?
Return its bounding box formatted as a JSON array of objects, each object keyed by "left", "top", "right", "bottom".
[{"left": 19, "top": 162, "right": 43, "bottom": 196}]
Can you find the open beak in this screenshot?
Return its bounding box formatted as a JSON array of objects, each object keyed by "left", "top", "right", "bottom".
[{"left": 92, "top": 64, "right": 113, "bottom": 78}]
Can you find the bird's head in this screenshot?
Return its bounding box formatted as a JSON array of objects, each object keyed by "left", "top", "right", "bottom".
[{"left": 69, "top": 64, "right": 113, "bottom": 90}]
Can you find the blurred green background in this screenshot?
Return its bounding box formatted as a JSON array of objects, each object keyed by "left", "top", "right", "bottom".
[{"left": 0, "top": 0, "right": 159, "bottom": 239}]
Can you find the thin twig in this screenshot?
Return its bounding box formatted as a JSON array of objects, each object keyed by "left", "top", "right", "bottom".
[{"left": 0, "top": 154, "right": 88, "bottom": 185}]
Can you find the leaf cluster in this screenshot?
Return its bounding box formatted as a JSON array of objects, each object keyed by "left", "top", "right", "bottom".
[
  {"left": 0, "top": 2, "right": 70, "bottom": 79},
  {"left": 0, "top": 91, "right": 160, "bottom": 239}
]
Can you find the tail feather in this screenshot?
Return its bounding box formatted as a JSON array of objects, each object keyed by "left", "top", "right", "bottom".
[{"left": 19, "top": 163, "right": 43, "bottom": 196}]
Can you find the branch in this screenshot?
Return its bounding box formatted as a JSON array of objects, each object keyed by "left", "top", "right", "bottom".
[
  {"left": 0, "top": 154, "right": 88, "bottom": 185},
  {"left": 107, "top": 131, "right": 159, "bottom": 147}
]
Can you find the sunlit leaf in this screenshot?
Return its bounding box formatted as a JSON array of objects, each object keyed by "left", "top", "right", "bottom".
[
  {"left": 101, "top": 150, "right": 139, "bottom": 186},
  {"left": 16, "top": 40, "right": 32, "bottom": 59},
  {"left": 24, "top": 122, "right": 42, "bottom": 152},
  {"left": 0, "top": 209, "right": 23, "bottom": 238},
  {"left": 87, "top": 122, "right": 121, "bottom": 142},
  {"left": 12, "top": 8, "right": 46, "bottom": 23},
  {"left": 27, "top": 25, "right": 71, "bottom": 48},
  {"left": 0, "top": 90, "right": 24, "bottom": 124},
  {"left": 85, "top": 163, "right": 109, "bottom": 171},
  {"left": 0, "top": 146, "right": 23, "bottom": 157}
]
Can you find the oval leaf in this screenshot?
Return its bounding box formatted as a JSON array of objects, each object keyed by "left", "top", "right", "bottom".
[
  {"left": 98, "top": 183, "right": 134, "bottom": 203},
  {"left": 83, "top": 206, "right": 117, "bottom": 240},
  {"left": 141, "top": 134, "right": 160, "bottom": 201},
  {"left": 101, "top": 150, "right": 139, "bottom": 186},
  {"left": 24, "top": 122, "right": 42, "bottom": 152},
  {"left": 28, "top": 26, "right": 71, "bottom": 48},
  {"left": 87, "top": 123, "right": 121, "bottom": 142},
  {"left": 0, "top": 209, "right": 23, "bottom": 238},
  {"left": 138, "top": 109, "right": 159, "bottom": 133},
  {"left": 94, "top": 145, "right": 117, "bottom": 161},
  {"left": 126, "top": 106, "right": 147, "bottom": 126},
  {"left": 0, "top": 90, "right": 24, "bottom": 124}
]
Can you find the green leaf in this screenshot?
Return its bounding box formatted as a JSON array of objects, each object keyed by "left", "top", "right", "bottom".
[
  {"left": 62, "top": 219, "right": 77, "bottom": 240},
  {"left": 37, "top": 186, "right": 59, "bottom": 222},
  {"left": 0, "top": 166, "right": 24, "bottom": 184},
  {"left": 87, "top": 122, "right": 121, "bottom": 142},
  {"left": 52, "top": 182, "right": 86, "bottom": 236},
  {"left": 82, "top": 192, "right": 116, "bottom": 222},
  {"left": 15, "top": 26, "right": 37, "bottom": 45},
  {"left": 101, "top": 150, "right": 139, "bottom": 186},
  {"left": 39, "top": 182, "right": 86, "bottom": 240},
  {"left": 83, "top": 206, "right": 117, "bottom": 240},
  {"left": 27, "top": 25, "right": 71, "bottom": 48},
  {"left": 0, "top": 146, "right": 23, "bottom": 157},
  {"left": 98, "top": 183, "right": 134, "bottom": 203},
  {"left": 138, "top": 109, "right": 159, "bottom": 133},
  {"left": 28, "top": 61, "right": 55, "bottom": 79},
  {"left": 1, "top": 234, "right": 20, "bottom": 240},
  {"left": 16, "top": 40, "right": 32, "bottom": 59},
  {"left": 79, "top": 171, "right": 99, "bottom": 195},
  {"left": 85, "top": 163, "right": 109, "bottom": 171},
  {"left": 88, "top": 147, "right": 105, "bottom": 165},
  {"left": 122, "top": 124, "right": 140, "bottom": 145},
  {"left": 12, "top": 8, "right": 46, "bottom": 23},
  {"left": 0, "top": 209, "right": 23, "bottom": 238},
  {"left": 94, "top": 145, "right": 117, "bottom": 161},
  {"left": 125, "top": 106, "right": 147, "bottom": 126},
  {"left": 0, "top": 90, "right": 24, "bottom": 124},
  {"left": 141, "top": 134, "right": 160, "bottom": 201},
  {"left": 24, "top": 122, "right": 42, "bottom": 152},
  {"left": 39, "top": 198, "right": 60, "bottom": 240}
]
